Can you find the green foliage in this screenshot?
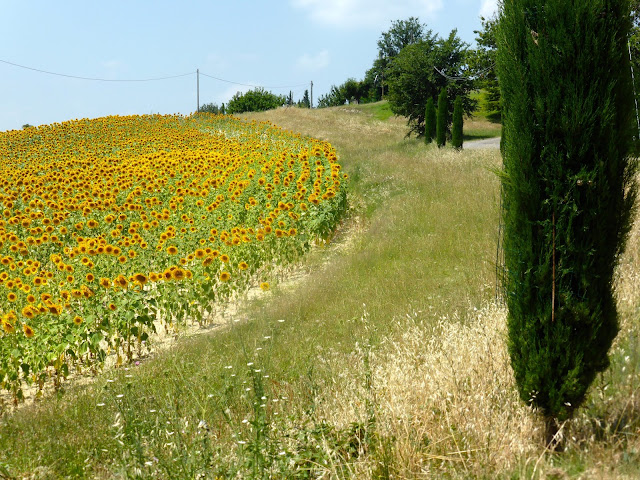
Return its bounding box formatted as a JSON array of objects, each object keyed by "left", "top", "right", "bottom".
[
  {"left": 198, "top": 103, "right": 220, "bottom": 114},
  {"left": 363, "top": 17, "right": 429, "bottom": 102},
  {"left": 497, "top": 0, "right": 637, "bottom": 429},
  {"left": 386, "top": 30, "right": 477, "bottom": 137},
  {"left": 424, "top": 97, "right": 436, "bottom": 143},
  {"left": 451, "top": 96, "right": 463, "bottom": 149},
  {"left": 298, "top": 89, "right": 311, "bottom": 108},
  {"left": 436, "top": 88, "right": 447, "bottom": 147},
  {"left": 317, "top": 79, "right": 368, "bottom": 108},
  {"left": 226, "top": 88, "right": 286, "bottom": 114},
  {"left": 468, "top": 16, "right": 500, "bottom": 122}
]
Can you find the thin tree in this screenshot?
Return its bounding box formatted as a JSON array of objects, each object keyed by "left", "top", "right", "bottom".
[
  {"left": 451, "top": 96, "right": 463, "bottom": 149},
  {"left": 425, "top": 97, "right": 436, "bottom": 144},
  {"left": 497, "top": 0, "right": 637, "bottom": 448},
  {"left": 436, "top": 88, "right": 448, "bottom": 147}
]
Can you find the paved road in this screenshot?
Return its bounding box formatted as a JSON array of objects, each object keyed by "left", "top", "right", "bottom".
[{"left": 465, "top": 136, "right": 500, "bottom": 150}]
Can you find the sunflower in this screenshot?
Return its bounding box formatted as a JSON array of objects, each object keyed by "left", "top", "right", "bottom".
[
  {"left": 167, "top": 245, "right": 178, "bottom": 255},
  {"left": 73, "top": 315, "right": 83, "bottom": 326},
  {"left": 133, "top": 273, "right": 148, "bottom": 285},
  {"left": 2, "top": 320, "right": 14, "bottom": 334},
  {"left": 219, "top": 271, "right": 230, "bottom": 282},
  {"left": 21, "top": 306, "right": 36, "bottom": 319},
  {"left": 115, "top": 275, "right": 128, "bottom": 288},
  {"left": 220, "top": 254, "right": 229, "bottom": 263},
  {"left": 260, "top": 282, "right": 270, "bottom": 291},
  {"left": 100, "top": 277, "right": 111, "bottom": 288},
  {"left": 172, "top": 268, "right": 186, "bottom": 281},
  {"left": 22, "top": 323, "right": 35, "bottom": 338},
  {"left": 238, "top": 261, "right": 249, "bottom": 271}
]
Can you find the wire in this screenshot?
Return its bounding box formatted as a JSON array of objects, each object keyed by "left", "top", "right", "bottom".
[
  {"left": 0, "top": 58, "right": 194, "bottom": 82},
  {"left": 434, "top": 63, "right": 495, "bottom": 82},
  {"left": 199, "top": 71, "right": 308, "bottom": 89}
]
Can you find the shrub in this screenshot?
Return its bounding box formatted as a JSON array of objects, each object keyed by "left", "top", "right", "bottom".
[
  {"left": 451, "top": 96, "right": 463, "bottom": 150},
  {"left": 226, "top": 88, "right": 286, "bottom": 114},
  {"left": 436, "top": 88, "right": 447, "bottom": 148},
  {"left": 424, "top": 97, "right": 436, "bottom": 144}
]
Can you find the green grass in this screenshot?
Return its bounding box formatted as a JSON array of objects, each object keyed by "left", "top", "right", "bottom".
[{"left": 0, "top": 105, "right": 638, "bottom": 479}]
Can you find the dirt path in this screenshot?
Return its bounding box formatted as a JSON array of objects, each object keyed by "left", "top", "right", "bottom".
[{"left": 465, "top": 136, "right": 501, "bottom": 149}]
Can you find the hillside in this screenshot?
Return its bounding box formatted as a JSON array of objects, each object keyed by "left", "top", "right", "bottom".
[{"left": 0, "top": 104, "right": 638, "bottom": 479}]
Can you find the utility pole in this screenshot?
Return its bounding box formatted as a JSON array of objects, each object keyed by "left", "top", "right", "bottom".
[
  {"left": 197, "top": 69, "right": 200, "bottom": 113},
  {"left": 310, "top": 81, "right": 313, "bottom": 108}
]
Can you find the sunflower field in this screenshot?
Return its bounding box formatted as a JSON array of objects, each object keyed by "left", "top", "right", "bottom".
[{"left": 0, "top": 114, "right": 347, "bottom": 401}]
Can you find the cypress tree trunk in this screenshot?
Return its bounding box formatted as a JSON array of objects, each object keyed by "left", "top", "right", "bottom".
[
  {"left": 497, "top": 0, "right": 637, "bottom": 447},
  {"left": 425, "top": 97, "right": 437, "bottom": 144},
  {"left": 451, "top": 96, "right": 463, "bottom": 150},
  {"left": 436, "top": 88, "right": 448, "bottom": 148}
]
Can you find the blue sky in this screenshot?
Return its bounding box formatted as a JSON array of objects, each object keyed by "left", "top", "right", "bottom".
[{"left": 0, "top": 0, "right": 498, "bottom": 132}]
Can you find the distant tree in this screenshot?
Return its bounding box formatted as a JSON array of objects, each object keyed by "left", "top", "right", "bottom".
[
  {"left": 226, "top": 88, "right": 286, "bottom": 114},
  {"left": 287, "top": 91, "right": 294, "bottom": 106},
  {"left": 451, "top": 96, "right": 463, "bottom": 149},
  {"left": 424, "top": 97, "right": 436, "bottom": 144},
  {"left": 498, "top": 0, "right": 637, "bottom": 448},
  {"left": 436, "top": 88, "right": 448, "bottom": 147},
  {"left": 221, "top": 103, "right": 226, "bottom": 114},
  {"left": 386, "top": 29, "right": 476, "bottom": 137},
  {"left": 298, "top": 90, "right": 311, "bottom": 108},
  {"left": 378, "top": 17, "right": 426, "bottom": 60},
  {"left": 317, "top": 79, "right": 368, "bottom": 108},
  {"left": 22, "top": 124, "right": 33, "bottom": 129},
  {"left": 469, "top": 15, "right": 500, "bottom": 121},
  {"left": 365, "top": 17, "right": 429, "bottom": 102},
  {"left": 199, "top": 103, "right": 220, "bottom": 114},
  {"left": 317, "top": 85, "right": 347, "bottom": 108}
]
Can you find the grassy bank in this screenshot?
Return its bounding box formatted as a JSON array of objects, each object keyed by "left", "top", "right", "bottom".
[{"left": 0, "top": 105, "right": 638, "bottom": 479}]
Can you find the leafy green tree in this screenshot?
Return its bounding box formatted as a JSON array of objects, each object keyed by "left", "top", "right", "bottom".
[
  {"left": 364, "top": 17, "right": 429, "bottom": 102},
  {"left": 424, "top": 97, "right": 436, "bottom": 144},
  {"left": 198, "top": 103, "right": 220, "bottom": 114},
  {"left": 497, "top": 0, "right": 637, "bottom": 447},
  {"left": 226, "top": 88, "right": 286, "bottom": 114},
  {"left": 469, "top": 15, "right": 500, "bottom": 121},
  {"left": 436, "top": 88, "right": 448, "bottom": 147},
  {"left": 317, "top": 78, "right": 367, "bottom": 108},
  {"left": 386, "top": 30, "right": 476, "bottom": 137},
  {"left": 298, "top": 90, "right": 311, "bottom": 108},
  {"left": 451, "top": 96, "right": 463, "bottom": 149}
]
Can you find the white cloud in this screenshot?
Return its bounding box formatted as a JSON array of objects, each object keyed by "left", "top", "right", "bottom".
[
  {"left": 290, "top": 0, "right": 443, "bottom": 29},
  {"left": 296, "top": 50, "right": 330, "bottom": 72},
  {"left": 479, "top": 0, "right": 498, "bottom": 18}
]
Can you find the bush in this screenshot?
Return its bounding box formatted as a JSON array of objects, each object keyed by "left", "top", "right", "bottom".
[
  {"left": 451, "top": 96, "right": 463, "bottom": 150},
  {"left": 436, "top": 88, "right": 447, "bottom": 148},
  {"left": 226, "top": 88, "right": 286, "bottom": 114},
  {"left": 424, "top": 98, "right": 436, "bottom": 144}
]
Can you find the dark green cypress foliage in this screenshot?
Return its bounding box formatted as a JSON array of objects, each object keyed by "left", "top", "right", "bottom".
[
  {"left": 425, "top": 97, "right": 436, "bottom": 144},
  {"left": 436, "top": 88, "right": 447, "bottom": 147},
  {"left": 451, "top": 96, "right": 463, "bottom": 150},
  {"left": 497, "top": 0, "right": 637, "bottom": 445}
]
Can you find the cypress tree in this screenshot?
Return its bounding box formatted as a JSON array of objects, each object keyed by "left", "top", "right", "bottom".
[
  {"left": 436, "top": 87, "right": 447, "bottom": 148},
  {"left": 451, "top": 96, "right": 463, "bottom": 150},
  {"left": 425, "top": 97, "right": 436, "bottom": 144},
  {"left": 497, "top": 0, "right": 637, "bottom": 447}
]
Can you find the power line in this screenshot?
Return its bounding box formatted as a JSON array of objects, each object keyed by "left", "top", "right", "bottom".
[
  {"left": 199, "top": 71, "right": 308, "bottom": 89},
  {"left": 0, "top": 58, "right": 194, "bottom": 82},
  {"left": 433, "top": 63, "right": 495, "bottom": 82}
]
